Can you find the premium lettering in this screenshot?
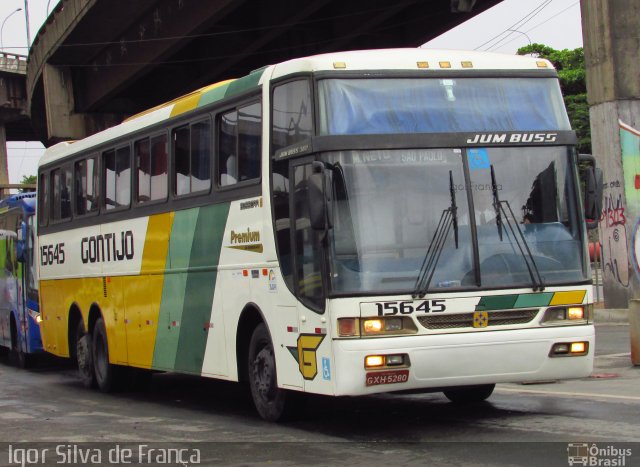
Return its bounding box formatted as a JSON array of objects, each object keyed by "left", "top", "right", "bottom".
[
  {"left": 81, "top": 231, "right": 134, "bottom": 264},
  {"left": 231, "top": 228, "right": 260, "bottom": 244}
]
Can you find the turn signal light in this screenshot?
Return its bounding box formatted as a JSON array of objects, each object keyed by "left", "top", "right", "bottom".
[
  {"left": 338, "top": 318, "right": 359, "bottom": 337},
  {"left": 550, "top": 341, "right": 589, "bottom": 357},
  {"left": 365, "top": 355, "right": 385, "bottom": 368},
  {"left": 364, "top": 354, "right": 408, "bottom": 369}
]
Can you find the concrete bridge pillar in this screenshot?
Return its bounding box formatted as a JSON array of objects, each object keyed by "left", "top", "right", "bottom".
[
  {"left": 582, "top": 0, "right": 640, "bottom": 310},
  {"left": 42, "top": 64, "right": 88, "bottom": 141}
]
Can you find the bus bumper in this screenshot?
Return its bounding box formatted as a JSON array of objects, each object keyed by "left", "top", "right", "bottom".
[{"left": 331, "top": 325, "right": 594, "bottom": 396}]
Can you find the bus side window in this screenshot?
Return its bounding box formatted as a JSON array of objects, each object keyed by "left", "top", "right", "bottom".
[
  {"left": 173, "top": 120, "right": 210, "bottom": 196},
  {"left": 272, "top": 79, "right": 312, "bottom": 153},
  {"left": 51, "top": 167, "right": 72, "bottom": 221},
  {"left": 104, "top": 146, "right": 131, "bottom": 210},
  {"left": 218, "top": 101, "right": 261, "bottom": 186},
  {"left": 75, "top": 156, "right": 99, "bottom": 215}
]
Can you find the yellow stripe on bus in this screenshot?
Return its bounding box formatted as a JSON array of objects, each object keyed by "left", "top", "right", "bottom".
[
  {"left": 141, "top": 212, "right": 174, "bottom": 275},
  {"left": 169, "top": 80, "right": 236, "bottom": 118},
  {"left": 549, "top": 290, "right": 586, "bottom": 306},
  {"left": 126, "top": 212, "right": 175, "bottom": 368}
]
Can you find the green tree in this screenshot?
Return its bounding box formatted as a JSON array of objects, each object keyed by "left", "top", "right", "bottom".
[
  {"left": 517, "top": 44, "right": 590, "bottom": 154},
  {"left": 19, "top": 174, "right": 37, "bottom": 193}
]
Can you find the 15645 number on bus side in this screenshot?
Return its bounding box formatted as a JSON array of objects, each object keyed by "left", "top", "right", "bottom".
[
  {"left": 375, "top": 300, "right": 446, "bottom": 316},
  {"left": 40, "top": 243, "right": 65, "bottom": 266}
]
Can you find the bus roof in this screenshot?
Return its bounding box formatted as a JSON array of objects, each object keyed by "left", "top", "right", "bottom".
[
  {"left": 0, "top": 192, "right": 36, "bottom": 215},
  {"left": 39, "top": 48, "right": 555, "bottom": 168}
]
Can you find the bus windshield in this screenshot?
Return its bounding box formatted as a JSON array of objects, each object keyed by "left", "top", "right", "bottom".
[
  {"left": 324, "top": 147, "right": 587, "bottom": 295},
  {"left": 317, "top": 77, "right": 571, "bottom": 134}
]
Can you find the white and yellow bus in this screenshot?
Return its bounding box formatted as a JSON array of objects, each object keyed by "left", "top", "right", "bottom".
[{"left": 37, "top": 49, "right": 601, "bottom": 421}]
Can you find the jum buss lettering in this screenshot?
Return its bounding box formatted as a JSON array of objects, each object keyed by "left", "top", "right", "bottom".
[{"left": 81, "top": 231, "right": 134, "bottom": 264}]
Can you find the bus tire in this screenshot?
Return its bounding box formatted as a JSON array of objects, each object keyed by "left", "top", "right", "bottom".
[
  {"left": 92, "top": 317, "right": 117, "bottom": 393},
  {"left": 76, "top": 320, "right": 95, "bottom": 388},
  {"left": 248, "top": 323, "right": 289, "bottom": 422},
  {"left": 10, "top": 318, "right": 32, "bottom": 369},
  {"left": 443, "top": 384, "right": 495, "bottom": 404}
]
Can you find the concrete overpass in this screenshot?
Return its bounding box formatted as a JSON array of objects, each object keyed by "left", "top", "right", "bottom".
[
  {"left": 0, "top": 52, "right": 36, "bottom": 194},
  {"left": 25, "top": 0, "right": 503, "bottom": 145}
]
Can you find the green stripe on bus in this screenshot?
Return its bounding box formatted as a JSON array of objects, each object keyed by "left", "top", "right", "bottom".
[
  {"left": 152, "top": 208, "right": 200, "bottom": 370},
  {"left": 513, "top": 292, "right": 554, "bottom": 308},
  {"left": 174, "top": 203, "right": 230, "bottom": 374},
  {"left": 224, "top": 71, "right": 263, "bottom": 98},
  {"left": 198, "top": 82, "right": 233, "bottom": 108},
  {"left": 475, "top": 294, "right": 519, "bottom": 311}
]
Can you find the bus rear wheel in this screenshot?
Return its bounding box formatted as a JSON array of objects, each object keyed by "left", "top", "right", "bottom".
[
  {"left": 248, "top": 323, "right": 289, "bottom": 422},
  {"left": 76, "top": 320, "right": 95, "bottom": 388},
  {"left": 92, "top": 317, "right": 117, "bottom": 393},
  {"left": 10, "top": 318, "right": 32, "bottom": 369},
  {"left": 443, "top": 384, "right": 495, "bottom": 404}
]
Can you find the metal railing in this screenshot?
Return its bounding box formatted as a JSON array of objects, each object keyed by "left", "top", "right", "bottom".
[{"left": 0, "top": 52, "right": 27, "bottom": 74}]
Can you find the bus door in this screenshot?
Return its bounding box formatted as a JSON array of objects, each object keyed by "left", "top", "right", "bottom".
[{"left": 290, "top": 159, "right": 333, "bottom": 392}]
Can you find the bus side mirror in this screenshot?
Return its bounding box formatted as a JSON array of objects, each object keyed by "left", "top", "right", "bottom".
[
  {"left": 579, "top": 154, "right": 603, "bottom": 230},
  {"left": 16, "top": 221, "right": 26, "bottom": 263},
  {"left": 308, "top": 161, "right": 333, "bottom": 231}
]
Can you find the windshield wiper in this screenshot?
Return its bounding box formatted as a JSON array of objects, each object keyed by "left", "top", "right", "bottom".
[
  {"left": 413, "top": 171, "right": 458, "bottom": 299},
  {"left": 490, "top": 165, "right": 545, "bottom": 292}
]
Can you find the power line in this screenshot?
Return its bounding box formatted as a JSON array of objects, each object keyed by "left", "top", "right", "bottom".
[
  {"left": 474, "top": 0, "right": 553, "bottom": 51},
  {"left": 491, "top": 1, "right": 580, "bottom": 52},
  {"left": 486, "top": 0, "right": 555, "bottom": 51}
]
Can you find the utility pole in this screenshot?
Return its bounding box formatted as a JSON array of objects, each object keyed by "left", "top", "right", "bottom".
[{"left": 24, "top": 0, "right": 31, "bottom": 48}]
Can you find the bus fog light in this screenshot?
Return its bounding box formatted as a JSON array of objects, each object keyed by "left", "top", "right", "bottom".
[
  {"left": 363, "top": 319, "right": 383, "bottom": 333},
  {"left": 384, "top": 318, "right": 403, "bottom": 331},
  {"left": 550, "top": 341, "right": 588, "bottom": 357},
  {"left": 365, "top": 355, "right": 384, "bottom": 368},
  {"left": 567, "top": 307, "right": 584, "bottom": 320},
  {"left": 551, "top": 343, "right": 570, "bottom": 355},
  {"left": 338, "top": 318, "right": 359, "bottom": 337},
  {"left": 385, "top": 355, "right": 404, "bottom": 366}
]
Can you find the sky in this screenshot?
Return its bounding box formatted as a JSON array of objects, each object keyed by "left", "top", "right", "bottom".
[{"left": 1, "top": 0, "right": 583, "bottom": 185}]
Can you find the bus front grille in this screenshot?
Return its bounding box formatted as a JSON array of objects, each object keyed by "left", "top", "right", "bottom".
[{"left": 417, "top": 309, "right": 539, "bottom": 330}]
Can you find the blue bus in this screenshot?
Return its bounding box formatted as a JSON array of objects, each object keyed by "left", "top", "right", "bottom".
[{"left": 0, "top": 193, "right": 42, "bottom": 367}]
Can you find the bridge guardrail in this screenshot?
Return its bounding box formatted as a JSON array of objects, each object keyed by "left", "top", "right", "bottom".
[{"left": 0, "top": 53, "right": 27, "bottom": 74}]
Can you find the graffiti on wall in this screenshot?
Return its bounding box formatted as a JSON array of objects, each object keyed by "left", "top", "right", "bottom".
[
  {"left": 620, "top": 120, "right": 640, "bottom": 280},
  {"left": 601, "top": 186, "right": 629, "bottom": 287}
]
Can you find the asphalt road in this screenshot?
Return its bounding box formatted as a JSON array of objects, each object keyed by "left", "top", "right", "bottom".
[{"left": 0, "top": 324, "right": 637, "bottom": 466}]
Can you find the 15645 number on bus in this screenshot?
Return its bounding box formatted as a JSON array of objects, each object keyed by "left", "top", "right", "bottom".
[
  {"left": 375, "top": 300, "right": 446, "bottom": 316},
  {"left": 40, "top": 243, "right": 65, "bottom": 266}
]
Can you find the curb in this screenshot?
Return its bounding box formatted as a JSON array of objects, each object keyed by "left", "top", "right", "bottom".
[{"left": 594, "top": 308, "right": 629, "bottom": 324}]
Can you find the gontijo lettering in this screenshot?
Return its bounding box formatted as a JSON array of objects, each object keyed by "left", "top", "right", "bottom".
[{"left": 81, "top": 231, "right": 135, "bottom": 264}]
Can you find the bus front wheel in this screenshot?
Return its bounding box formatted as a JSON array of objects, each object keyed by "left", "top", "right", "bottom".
[
  {"left": 248, "top": 323, "right": 289, "bottom": 422},
  {"left": 443, "top": 384, "right": 495, "bottom": 404}
]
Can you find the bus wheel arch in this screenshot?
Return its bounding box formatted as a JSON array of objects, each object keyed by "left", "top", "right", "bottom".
[{"left": 236, "top": 303, "right": 267, "bottom": 383}]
